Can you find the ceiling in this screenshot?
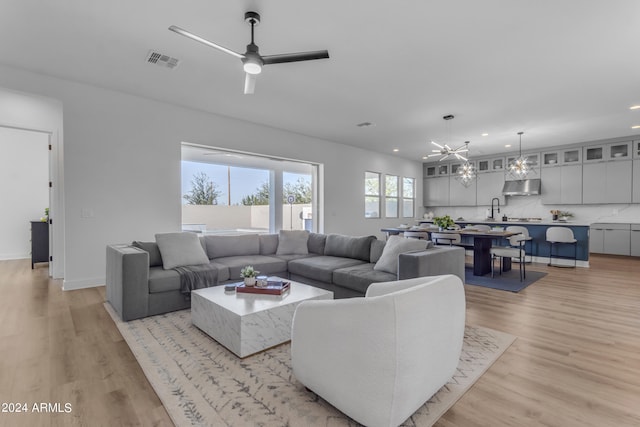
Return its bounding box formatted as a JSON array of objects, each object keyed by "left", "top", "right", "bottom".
[{"left": 2, "top": 0, "right": 640, "bottom": 160}]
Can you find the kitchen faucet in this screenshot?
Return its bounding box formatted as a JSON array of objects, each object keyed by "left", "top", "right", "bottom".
[{"left": 491, "top": 198, "right": 500, "bottom": 219}]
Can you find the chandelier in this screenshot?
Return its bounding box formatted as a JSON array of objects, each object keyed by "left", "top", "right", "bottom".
[
  {"left": 455, "top": 141, "right": 476, "bottom": 187},
  {"left": 507, "top": 131, "right": 535, "bottom": 180}
]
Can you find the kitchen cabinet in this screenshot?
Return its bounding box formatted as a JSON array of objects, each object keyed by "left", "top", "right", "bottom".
[
  {"left": 423, "top": 176, "right": 450, "bottom": 207},
  {"left": 631, "top": 225, "right": 640, "bottom": 257},
  {"left": 582, "top": 160, "right": 632, "bottom": 204},
  {"left": 590, "top": 223, "right": 631, "bottom": 255},
  {"left": 634, "top": 159, "right": 640, "bottom": 203},
  {"left": 584, "top": 141, "right": 632, "bottom": 163},
  {"left": 475, "top": 171, "right": 505, "bottom": 206},
  {"left": 541, "top": 164, "right": 582, "bottom": 204},
  {"left": 634, "top": 140, "right": 640, "bottom": 159},
  {"left": 449, "top": 161, "right": 477, "bottom": 206}
]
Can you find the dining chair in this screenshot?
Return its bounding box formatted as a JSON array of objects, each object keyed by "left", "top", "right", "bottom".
[
  {"left": 489, "top": 231, "right": 528, "bottom": 281},
  {"left": 473, "top": 224, "right": 491, "bottom": 232},
  {"left": 431, "top": 232, "right": 461, "bottom": 246},
  {"left": 403, "top": 231, "right": 429, "bottom": 240},
  {"left": 506, "top": 226, "right": 533, "bottom": 262},
  {"left": 546, "top": 227, "right": 577, "bottom": 267}
]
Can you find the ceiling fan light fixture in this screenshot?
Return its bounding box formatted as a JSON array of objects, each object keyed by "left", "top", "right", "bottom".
[{"left": 243, "top": 60, "right": 262, "bottom": 75}]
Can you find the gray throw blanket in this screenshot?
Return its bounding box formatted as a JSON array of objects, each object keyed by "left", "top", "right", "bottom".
[{"left": 173, "top": 264, "right": 218, "bottom": 300}]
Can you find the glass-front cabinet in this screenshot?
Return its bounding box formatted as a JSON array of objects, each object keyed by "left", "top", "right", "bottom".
[
  {"left": 635, "top": 140, "right": 640, "bottom": 159},
  {"left": 542, "top": 148, "right": 581, "bottom": 166},
  {"left": 437, "top": 164, "right": 449, "bottom": 176},
  {"left": 424, "top": 165, "right": 437, "bottom": 177},
  {"left": 584, "top": 141, "right": 632, "bottom": 163}
]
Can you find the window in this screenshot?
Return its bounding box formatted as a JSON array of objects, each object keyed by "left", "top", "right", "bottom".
[
  {"left": 364, "top": 171, "right": 380, "bottom": 218},
  {"left": 181, "top": 144, "right": 319, "bottom": 234},
  {"left": 385, "top": 175, "right": 399, "bottom": 218},
  {"left": 402, "top": 177, "right": 415, "bottom": 218}
]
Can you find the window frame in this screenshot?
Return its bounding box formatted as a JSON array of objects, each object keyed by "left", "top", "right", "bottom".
[
  {"left": 364, "top": 171, "right": 381, "bottom": 219},
  {"left": 385, "top": 174, "right": 399, "bottom": 218},
  {"left": 401, "top": 177, "right": 415, "bottom": 218}
]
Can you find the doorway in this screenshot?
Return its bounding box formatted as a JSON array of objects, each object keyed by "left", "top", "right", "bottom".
[{"left": 0, "top": 126, "right": 50, "bottom": 269}]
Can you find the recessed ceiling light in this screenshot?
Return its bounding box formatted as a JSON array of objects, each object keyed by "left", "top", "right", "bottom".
[
  {"left": 481, "top": 133, "right": 489, "bottom": 137},
  {"left": 505, "top": 144, "right": 512, "bottom": 148},
  {"left": 393, "top": 148, "right": 399, "bottom": 152},
  {"left": 422, "top": 156, "right": 428, "bottom": 160},
  {"left": 632, "top": 125, "right": 640, "bottom": 129},
  {"left": 630, "top": 105, "right": 640, "bottom": 110}
]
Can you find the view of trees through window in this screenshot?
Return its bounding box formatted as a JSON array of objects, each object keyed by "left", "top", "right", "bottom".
[{"left": 181, "top": 145, "right": 316, "bottom": 234}]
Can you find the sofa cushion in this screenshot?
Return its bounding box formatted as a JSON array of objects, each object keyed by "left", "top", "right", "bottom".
[
  {"left": 209, "top": 261, "right": 230, "bottom": 282},
  {"left": 259, "top": 234, "right": 279, "bottom": 255},
  {"left": 155, "top": 232, "right": 210, "bottom": 270},
  {"left": 308, "top": 233, "right": 327, "bottom": 255},
  {"left": 213, "top": 255, "right": 287, "bottom": 280},
  {"left": 374, "top": 235, "right": 428, "bottom": 275},
  {"left": 204, "top": 234, "right": 260, "bottom": 259},
  {"left": 370, "top": 239, "right": 386, "bottom": 264},
  {"left": 332, "top": 263, "right": 397, "bottom": 294},
  {"left": 324, "top": 234, "right": 376, "bottom": 262},
  {"left": 276, "top": 230, "right": 309, "bottom": 255},
  {"left": 131, "top": 241, "right": 163, "bottom": 267},
  {"left": 148, "top": 267, "right": 181, "bottom": 293},
  {"left": 288, "top": 256, "right": 366, "bottom": 284}
]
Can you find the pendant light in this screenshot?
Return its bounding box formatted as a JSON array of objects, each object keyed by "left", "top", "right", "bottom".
[
  {"left": 455, "top": 141, "right": 476, "bottom": 187},
  {"left": 507, "top": 131, "right": 534, "bottom": 180}
]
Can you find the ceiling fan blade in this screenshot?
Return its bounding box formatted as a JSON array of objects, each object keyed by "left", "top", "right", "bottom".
[
  {"left": 169, "top": 25, "right": 244, "bottom": 59},
  {"left": 244, "top": 73, "right": 257, "bottom": 95},
  {"left": 262, "top": 50, "right": 329, "bottom": 65}
]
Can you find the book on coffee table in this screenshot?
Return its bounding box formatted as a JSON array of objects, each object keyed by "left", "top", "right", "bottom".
[{"left": 236, "top": 280, "right": 290, "bottom": 295}]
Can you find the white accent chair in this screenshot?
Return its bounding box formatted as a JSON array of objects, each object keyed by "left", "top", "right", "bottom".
[
  {"left": 473, "top": 224, "right": 492, "bottom": 232},
  {"left": 291, "top": 275, "right": 465, "bottom": 427},
  {"left": 546, "top": 226, "right": 577, "bottom": 267}
]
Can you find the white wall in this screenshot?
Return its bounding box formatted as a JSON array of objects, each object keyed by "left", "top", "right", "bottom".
[
  {"left": 0, "top": 64, "right": 422, "bottom": 289},
  {"left": 0, "top": 127, "right": 49, "bottom": 259}
]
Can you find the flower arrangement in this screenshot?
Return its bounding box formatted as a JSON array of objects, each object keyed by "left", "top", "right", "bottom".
[
  {"left": 240, "top": 266, "right": 259, "bottom": 278},
  {"left": 433, "top": 215, "right": 455, "bottom": 230}
]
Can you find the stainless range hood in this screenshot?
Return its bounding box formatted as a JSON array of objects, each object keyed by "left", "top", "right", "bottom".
[{"left": 502, "top": 178, "right": 541, "bottom": 196}]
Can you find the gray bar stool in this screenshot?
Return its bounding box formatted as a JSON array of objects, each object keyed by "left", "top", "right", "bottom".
[{"left": 546, "top": 227, "right": 577, "bottom": 267}]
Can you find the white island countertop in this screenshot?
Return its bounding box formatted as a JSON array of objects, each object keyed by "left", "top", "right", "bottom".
[{"left": 419, "top": 219, "right": 591, "bottom": 227}]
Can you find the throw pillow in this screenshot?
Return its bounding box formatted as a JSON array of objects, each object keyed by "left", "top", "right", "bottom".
[
  {"left": 373, "top": 235, "right": 428, "bottom": 275},
  {"left": 155, "top": 232, "right": 210, "bottom": 270},
  {"left": 131, "top": 241, "right": 163, "bottom": 267},
  {"left": 276, "top": 230, "right": 310, "bottom": 255}
]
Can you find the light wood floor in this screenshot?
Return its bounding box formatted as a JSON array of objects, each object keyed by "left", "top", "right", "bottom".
[{"left": 0, "top": 256, "right": 639, "bottom": 427}]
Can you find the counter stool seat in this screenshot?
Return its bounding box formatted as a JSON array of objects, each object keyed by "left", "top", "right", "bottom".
[{"left": 546, "top": 226, "right": 577, "bottom": 268}]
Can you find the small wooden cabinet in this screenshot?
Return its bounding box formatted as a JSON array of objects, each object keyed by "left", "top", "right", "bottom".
[{"left": 30, "top": 221, "right": 49, "bottom": 268}]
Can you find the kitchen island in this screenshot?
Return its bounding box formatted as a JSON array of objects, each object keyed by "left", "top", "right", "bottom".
[{"left": 419, "top": 219, "right": 590, "bottom": 267}]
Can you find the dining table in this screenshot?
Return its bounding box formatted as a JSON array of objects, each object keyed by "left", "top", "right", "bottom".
[{"left": 380, "top": 226, "right": 520, "bottom": 276}]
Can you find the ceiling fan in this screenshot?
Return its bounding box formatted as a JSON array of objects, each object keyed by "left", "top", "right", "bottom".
[
  {"left": 427, "top": 115, "right": 470, "bottom": 161},
  {"left": 169, "top": 11, "right": 329, "bottom": 94}
]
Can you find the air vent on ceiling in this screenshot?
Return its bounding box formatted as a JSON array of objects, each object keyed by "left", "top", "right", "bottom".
[{"left": 146, "top": 50, "right": 180, "bottom": 69}]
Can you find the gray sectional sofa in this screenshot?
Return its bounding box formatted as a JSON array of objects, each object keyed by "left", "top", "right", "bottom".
[{"left": 106, "top": 232, "right": 464, "bottom": 321}]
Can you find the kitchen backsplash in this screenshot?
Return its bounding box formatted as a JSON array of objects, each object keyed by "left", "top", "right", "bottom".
[{"left": 426, "top": 197, "right": 640, "bottom": 225}]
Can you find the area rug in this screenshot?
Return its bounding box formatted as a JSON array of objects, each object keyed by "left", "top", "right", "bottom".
[
  {"left": 105, "top": 303, "right": 515, "bottom": 427},
  {"left": 465, "top": 267, "right": 547, "bottom": 292}
]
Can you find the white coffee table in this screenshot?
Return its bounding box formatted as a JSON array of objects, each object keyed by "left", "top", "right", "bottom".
[{"left": 191, "top": 278, "right": 333, "bottom": 358}]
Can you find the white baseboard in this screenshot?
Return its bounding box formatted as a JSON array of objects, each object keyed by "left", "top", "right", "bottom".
[
  {"left": 0, "top": 254, "right": 30, "bottom": 261},
  {"left": 63, "top": 276, "right": 105, "bottom": 291}
]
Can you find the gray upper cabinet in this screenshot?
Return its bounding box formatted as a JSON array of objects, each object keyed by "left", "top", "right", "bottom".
[
  {"left": 633, "top": 159, "right": 640, "bottom": 203},
  {"left": 423, "top": 176, "right": 450, "bottom": 207},
  {"left": 475, "top": 171, "right": 505, "bottom": 206},
  {"left": 541, "top": 164, "right": 583, "bottom": 204},
  {"left": 583, "top": 160, "right": 632, "bottom": 203}
]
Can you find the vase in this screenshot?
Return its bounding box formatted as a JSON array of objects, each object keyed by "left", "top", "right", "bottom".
[
  {"left": 439, "top": 226, "right": 444, "bottom": 232},
  {"left": 243, "top": 277, "right": 256, "bottom": 287}
]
